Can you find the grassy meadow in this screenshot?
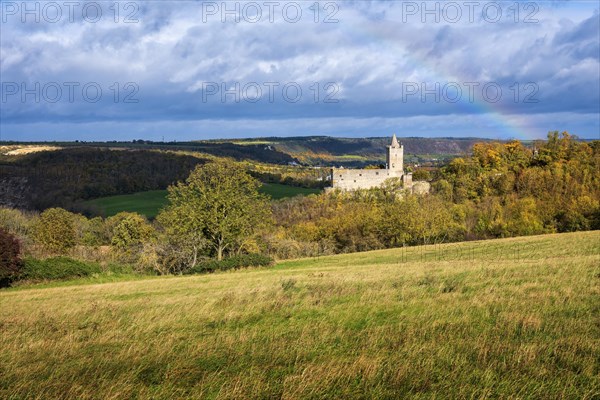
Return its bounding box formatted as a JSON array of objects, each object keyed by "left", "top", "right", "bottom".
[
  {"left": 82, "top": 190, "right": 169, "bottom": 219},
  {"left": 259, "top": 183, "right": 321, "bottom": 200},
  {"left": 1, "top": 231, "right": 599, "bottom": 399},
  {"left": 82, "top": 184, "right": 321, "bottom": 218}
]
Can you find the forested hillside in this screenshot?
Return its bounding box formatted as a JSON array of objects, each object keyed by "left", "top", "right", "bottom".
[
  {"left": 0, "top": 148, "right": 206, "bottom": 210},
  {"left": 3, "top": 140, "right": 298, "bottom": 165}
]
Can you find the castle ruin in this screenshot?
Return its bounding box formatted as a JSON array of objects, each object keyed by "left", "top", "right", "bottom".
[{"left": 329, "top": 134, "right": 429, "bottom": 194}]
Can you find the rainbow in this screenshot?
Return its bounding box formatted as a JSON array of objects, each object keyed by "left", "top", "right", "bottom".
[{"left": 340, "top": 6, "right": 555, "bottom": 140}]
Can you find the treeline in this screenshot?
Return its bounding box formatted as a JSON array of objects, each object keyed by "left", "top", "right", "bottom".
[
  {"left": 0, "top": 205, "right": 272, "bottom": 286},
  {"left": 435, "top": 132, "right": 600, "bottom": 233},
  {"left": 14, "top": 140, "right": 299, "bottom": 164},
  {"left": 129, "top": 141, "right": 297, "bottom": 164},
  {"left": 1, "top": 132, "right": 598, "bottom": 285}
]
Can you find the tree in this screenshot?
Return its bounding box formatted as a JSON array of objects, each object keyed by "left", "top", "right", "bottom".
[
  {"left": 79, "top": 216, "right": 109, "bottom": 246},
  {"left": 31, "top": 208, "right": 77, "bottom": 254},
  {"left": 405, "top": 195, "right": 458, "bottom": 245},
  {"left": 0, "top": 207, "right": 32, "bottom": 240},
  {"left": 412, "top": 169, "right": 432, "bottom": 181},
  {"left": 107, "top": 212, "right": 155, "bottom": 261},
  {"left": 432, "top": 179, "right": 453, "bottom": 202},
  {"left": 503, "top": 196, "right": 546, "bottom": 236},
  {"left": 377, "top": 195, "right": 461, "bottom": 246},
  {"left": 139, "top": 234, "right": 209, "bottom": 275},
  {"left": 0, "top": 228, "right": 23, "bottom": 287},
  {"left": 158, "top": 162, "right": 272, "bottom": 261}
]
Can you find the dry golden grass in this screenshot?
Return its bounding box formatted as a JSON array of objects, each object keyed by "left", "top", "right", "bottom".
[
  {"left": 1, "top": 231, "right": 599, "bottom": 399},
  {"left": 0, "top": 145, "right": 61, "bottom": 156}
]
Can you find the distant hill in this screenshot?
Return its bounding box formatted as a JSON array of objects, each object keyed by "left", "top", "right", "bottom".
[
  {"left": 260, "top": 136, "right": 481, "bottom": 155},
  {"left": 2, "top": 136, "right": 489, "bottom": 167},
  {"left": 225, "top": 136, "right": 488, "bottom": 166}
]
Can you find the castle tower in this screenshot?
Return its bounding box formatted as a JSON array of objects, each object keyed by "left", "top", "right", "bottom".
[{"left": 386, "top": 134, "right": 403, "bottom": 173}]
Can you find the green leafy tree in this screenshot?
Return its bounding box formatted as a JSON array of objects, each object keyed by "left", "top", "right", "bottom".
[
  {"left": 32, "top": 208, "right": 77, "bottom": 254},
  {"left": 158, "top": 162, "right": 272, "bottom": 261}
]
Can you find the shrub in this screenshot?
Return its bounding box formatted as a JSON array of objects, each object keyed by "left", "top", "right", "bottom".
[
  {"left": 31, "top": 208, "right": 77, "bottom": 255},
  {"left": 412, "top": 169, "right": 432, "bottom": 181},
  {"left": 107, "top": 212, "right": 155, "bottom": 262},
  {"left": 0, "top": 207, "right": 32, "bottom": 239},
  {"left": 21, "top": 257, "right": 102, "bottom": 281},
  {"left": 0, "top": 228, "right": 23, "bottom": 287},
  {"left": 186, "top": 253, "right": 274, "bottom": 275},
  {"left": 79, "top": 216, "right": 109, "bottom": 246}
]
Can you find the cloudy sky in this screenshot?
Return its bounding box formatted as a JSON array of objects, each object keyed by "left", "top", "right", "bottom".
[{"left": 1, "top": 0, "right": 598, "bottom": 141}]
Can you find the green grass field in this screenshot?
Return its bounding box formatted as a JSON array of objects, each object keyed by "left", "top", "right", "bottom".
[
  {"left": 82, "top": 184, "right": 321, "bottom": 218},
  {"left": 83, "top": 190, "right": 169, "bottom": 219},
  {"left": 1, "top": 231, "right": 599, "bottom": 399},
  {"left": 260, "top": 183, "right": 321, "bottom": 200}
]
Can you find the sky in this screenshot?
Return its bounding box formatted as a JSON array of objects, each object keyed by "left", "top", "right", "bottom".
[{"left": 1, "top": 0, "right": 599, "bottom": 141}]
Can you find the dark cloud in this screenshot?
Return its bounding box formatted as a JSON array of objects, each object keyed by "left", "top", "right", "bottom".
[{"left": 0, "top": 1, "right": 598, "bottom": 140}]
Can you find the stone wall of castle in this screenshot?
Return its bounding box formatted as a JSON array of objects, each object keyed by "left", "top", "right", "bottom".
[{"left": 331, "top": 168, "right": 402, "bottom": 191}]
